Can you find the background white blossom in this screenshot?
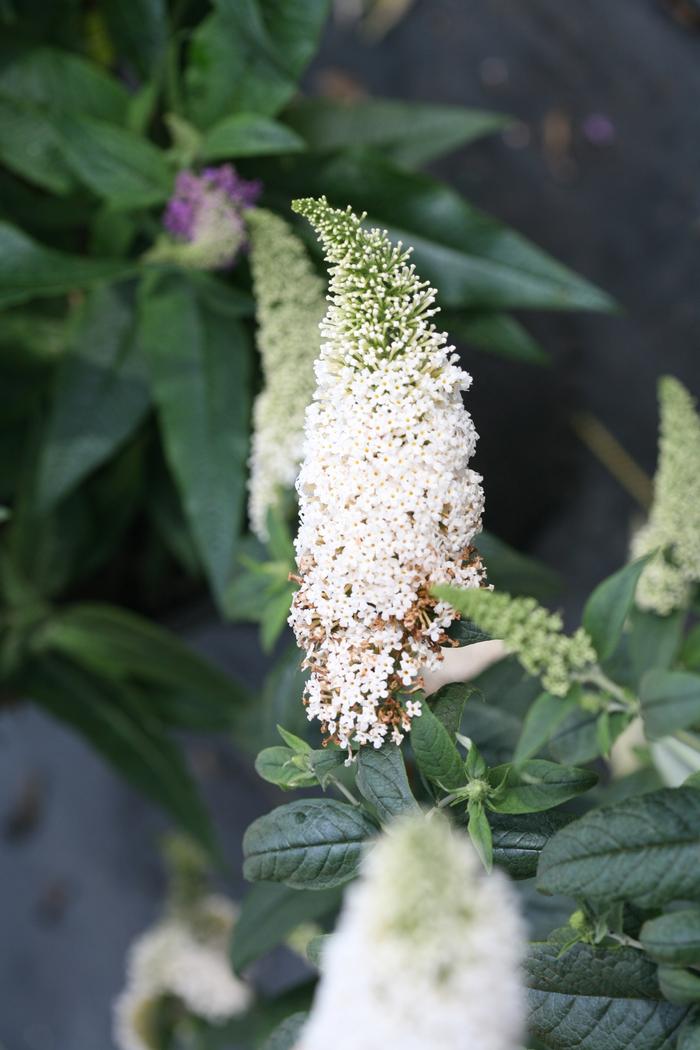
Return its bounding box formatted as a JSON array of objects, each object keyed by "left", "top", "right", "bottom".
[{"left": 247, "top": 208, "right": 326, "bottom": 540}]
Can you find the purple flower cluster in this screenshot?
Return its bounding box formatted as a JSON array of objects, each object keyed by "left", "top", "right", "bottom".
[{"left": 163, "top": 164, "right": 262, "bottom": 268}]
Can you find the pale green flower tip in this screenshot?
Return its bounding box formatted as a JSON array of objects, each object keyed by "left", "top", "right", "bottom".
[{"left": 291, "top": 195, "right": 325, "bottom": 218}]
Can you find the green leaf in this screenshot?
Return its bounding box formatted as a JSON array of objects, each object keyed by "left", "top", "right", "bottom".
[
  {"left": 628, "top": 606, "right": 685, "bottom": 682},
  {"left": 467, "top": 799, "right": 493, "bottom": 870},
  {"left": 681, "top": 625, "right": 700, "bottom": 671},
  {"left": 308, "top": 748, "right": 345, "bottom": 789},
  {"left": 489, "top": 759, "right": 597, "bottom": 814},
  {"left": 36, "top": 603, "right": 248, "bottom": 722},
  {"left": 678, "top": 1017, "right": 700, "bottom": 1050},
  {"left": 262, "top": 151, "right": 614, "bottom": 312},
  {"left": 33, "top": 283, "right": 149, "bottom": 510},
  {"left": 185, "top": 0, "right": 331, "bottom": 128},
  {"left": 254, "top": 747, "right": 317, "bottom": 790},
  {"left": 526, "top": 939, "right": 688, "bottom": 1050},
  {"left": 261, "top": 1013, "right": 309, "bottom": 1050},
  {"left": 242, "top": 799, "right": 376, "bottom": 889},
  {"left": 356, "top": 744, "right": 419, "bottom": 823},
  {"left": 0, "top": 95, "right": 76, "bottom": 194},
  {"left": 410, "top": 697, "right": 466, "bottom": 791},
  {"left": 514, "top": 692, "right": 577, "bottom": 765},
  {"left": 446, "top": 618, "right": 490, "bottom": 646},
  {"left": 537, "top": 787, "right": 700, "bottom": 907},
  {"left": 284, "top": 97, "right": 509, "bottom": 166},
  {"left": 28, "top": 656, "right": 215, "bottom": 851},
  {"left": 101, "top": 0, "right": 168, "bottom": 78},
  {"left": 56, "top": 114, "right": 172, "bottom": 208},
  {"left": 641, "top": 909, "right": 700, "bottom": 966},
  {"left": 548, "top": 705, "right": 628, "bottom": 766},
  {"left": 139, "top": 271, "right": 251, "bottom": 609},
  {"left": 477, "top": 530, "right": 560, "bottom": 601},
  {"left": 583, "top": 555, "right": 652, "bottom": 662},
  {"left": 446, "top": 310, "right": 549, "bottom": 364},
  {"left": 641, "top": 670, "right": 700, "bottom": 740},
  {"left": 232, "top": 881, "right": 341, "bottom": 973},
  {"left": 0, "top": 222, "right": 135, "bottom": 309},
  {"left": 201, "top": 113, "right": 305, "bottom": 159},
  {"left": 490, "top": 811, "right": 572, "bottom": 880},
  {"left": 658, "top": 966, "right": 700, "bottom": 1006},
  {"left": 430, "top": 681, "right": 472, "bottom": 737},
  {"left": 0, "top": 43, "right": 129, "bottom": 123}
]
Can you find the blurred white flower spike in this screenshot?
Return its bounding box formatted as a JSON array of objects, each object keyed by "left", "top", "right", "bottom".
[
  {"left": 632, "top": 376, "right": 700, "bottom": 615},
  {"left": 289, "top": 196, "right": 486, "bottom": 753},
  {"left": 113, "top": 895, "right": 251, "bottom": 1050},
  {"left": 247, "top": 209, "right": 327, "bottom": 541},
  {"left": 297, "top": 813, "right": 526, "bottom": 1050}
]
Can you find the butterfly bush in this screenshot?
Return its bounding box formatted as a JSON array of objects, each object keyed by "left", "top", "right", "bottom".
[
  {"left": 435, "top": 586, "right": 596, "bottom": 696},
  {"left": 247, "top": 209, "right": 326, "bottom": 540},
  {"left": 114, "top": 877, "right": 250, "bottom": 1050},
  {"left": 632, "top": 376, "right": 700, "bottom": 615},
  {"left": 289, "top": 197, "right": 486, "bottom": 753},
  {"left": 151, "top": 164, "right": 261, "bottom": 270},
  {"left": 297, "top": 814, "right": 526, "bottom": 1050}
]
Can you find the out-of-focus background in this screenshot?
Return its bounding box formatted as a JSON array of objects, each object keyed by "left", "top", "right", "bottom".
[{"left": 1, "top": 1, "right": 699, "bottom": 1047}]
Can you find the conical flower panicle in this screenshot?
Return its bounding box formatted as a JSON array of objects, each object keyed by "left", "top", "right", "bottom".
[
  {"left": 289, "top": 197, "right": 486, "bottom": 753},
  {"left": 435, "top": 585, "right": 596, "bottom": 697},
  {"left": 247, "top": 209, "right": 326, "bottom": 540},
  {"left": 634, "top": 377, "right": 700, "bottom": 614},
  {"left": 297, "top": 814, "right": 526, "bottom": 1050}
]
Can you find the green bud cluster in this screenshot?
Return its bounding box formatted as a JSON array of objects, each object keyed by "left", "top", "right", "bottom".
[{"left": 435, "top": 586, "right": 596, "bottom": 697}]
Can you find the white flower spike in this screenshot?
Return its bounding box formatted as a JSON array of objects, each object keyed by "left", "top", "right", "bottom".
[
  {"left": 113, "top": 895, "right": 251, "bottom": 1050},
  {"left": 247, "top": 209, "right": 326, "bottom": 540},
  {"left": 633, "top": 376, "right": 700, "bottom": 615},
  {"left": 289, "top": 197, "right": 486, "bottom": 753},
  {"left": 297, "top": 814, "right": 526, "bottom": 1050}
]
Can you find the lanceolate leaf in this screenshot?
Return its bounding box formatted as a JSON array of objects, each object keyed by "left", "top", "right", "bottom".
[
  {"left": 261, "top": 151, "right": 614, "bottom": 313},
  {"left": 491, "top": 811, "right": 572, "bottom": 880},
  {"left": 0, "top": 96, "right": 76, "bottom": 194},
  {"left": 34, "top": 283, "right": 150, "bottom": 511},
  {"left": 514, "top": 692, "right": 577, "bottom": 765},
  {"left": 201, "top": 113, "right": 305, "bottom": 160},
  {"left": 185, "top": 0, "right": 331, "bottom": 128},
  {"left": 641, "top": 670, "right": 700, "bottom": 740},
  {"left": 537, "top": 788, "right": 700, "bottom": 907},
  {"left": 356, "top": 744, "right": 419, "bottom": 823},
  {"left": 583, "top": 555, "right": 652, "bottom": 662},
  {"left": 477, "top": 531, "right": 561, "bottom": 601},
  {"left": 489, "top": 760, "right": 597, "bottom": 814},
  {"left": 410, "top": 697, "right": 466, "bottom": 791},
  {"left": 0, "top": 43, "right": 130, "bottom": 123},
  {"left": 139, "top": 271, "right": 251, "bottom": 609},
  {"left": 27, "top": 656, "right": 215, "bottom": 851},
  {"left": 57, "top": 114, "right": 172, "bottom": 208},
  {"left": 446, "top": 310, "right": 549, "bottom": 365},
  {"left": 242, "top": 799, "right": 377, "bottom": 890},
  {"left": 284, "top": 97, "right": 509, "bottom": 166},
  {"left": 36, "top": 602, "right": 248, "bottom": 719},
  {"left": 0, "top": 222, "right": 135, "bottom": 309},
  {"left": 641, "top": 909, "right": 700, "bottom": 966},
  {"left": 231, "top": 882, "right": 341, "bottom": 973},
  {"left": 526, "top": 939, "right": 688, "bottom": 1050}
]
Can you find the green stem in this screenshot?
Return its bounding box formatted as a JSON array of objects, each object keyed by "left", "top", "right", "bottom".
[
  {"left": 330, "top": 777, "right": 361, "bottom": 807},
  {"left": 577, "top": 667, "right": 636, "bottom": 711}
]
